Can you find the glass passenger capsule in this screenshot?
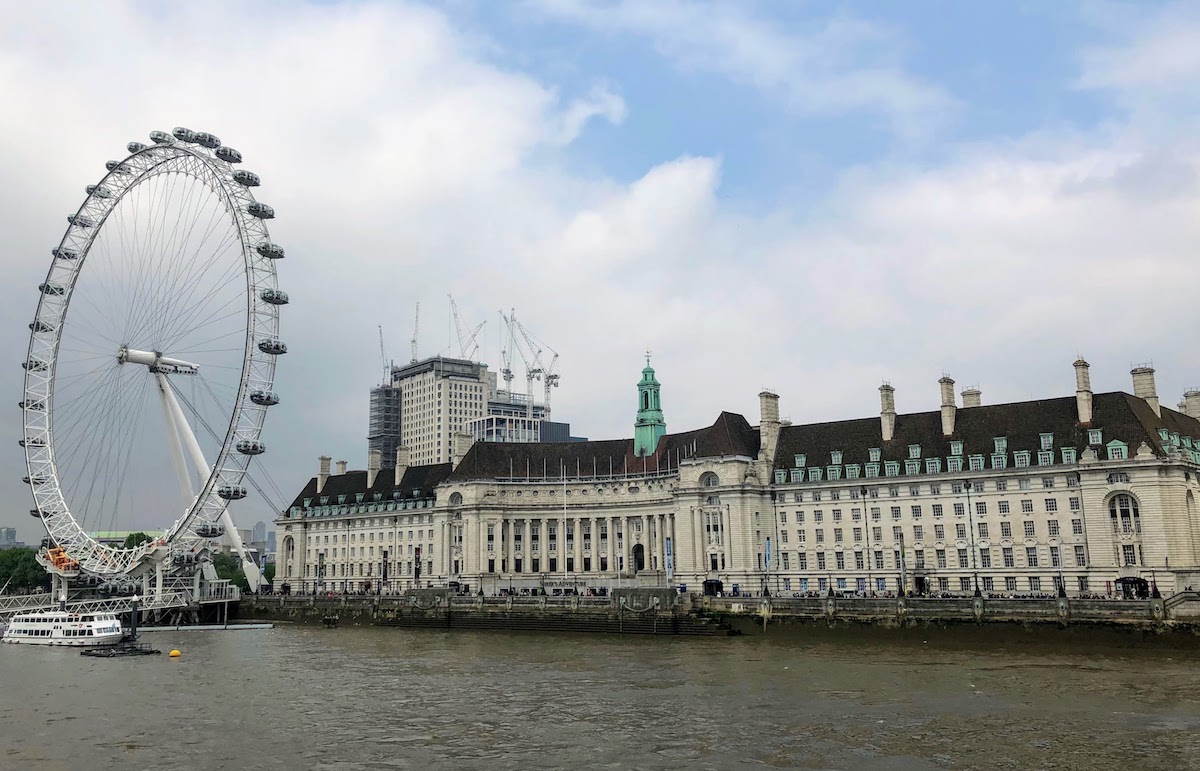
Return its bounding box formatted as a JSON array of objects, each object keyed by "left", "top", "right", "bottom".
[
  {"left": 22, "top": 359, "right": 47, "bottom": 372},
  {"left": 194, "top": 132, "right": 221, "bottom": 149},
  {"left": 29, "top": 320, "right": 55, "bottom": 333},
  {"left": 149, "top": 130, "right": 173, "bottom": 144},
  {"left": 127, "top": 141, "right": 147, "bottom": 153},
  {"left": 67, "top": 214, "right": 95, "bottom": 228},
  {"left": 258, "top": 339, "right": 287, "bottom": 355},
  {"left": 256, "top": 242, "right": 284, "bottom": 259},
  {"left": 236, "top": 440, "right": 266, "bottom": 455},
  {"left": 52, "top": 247, "right": 78, "bottom": 260},
  {"left": 195, "top": 523, "right": 225, "bottom": 538},
  {"left": 233, "top": 170, "right": 260, "bottom": 187},
  {"left": 172, "top": 127, "right": 197, "bottom": 143},
  {"left": 249, "top": 390, "right": 279, "bottom": 406},
  {"left": 105, "top": 160, "right": 132, "bottom": 174},
  {"left": 260, "top": 288, "right": 288, "bottom": 305},
  {"left": 86, "top": 184, "right": 113, "bottom": 199},
  {"left": 19, "top": 400, "right": 46, "bottom": 410},
  {"left": 246, "top": 202, "right": 274, "bottom": 220},
  {"left": 215, "top": 146, "right": 242, "bottom": 163},
  {"left": 39, "top": 283, "right": 65, "bottom": 296},
  {"left": 217, "top": 485, "right": 247, "bottom": 501}
]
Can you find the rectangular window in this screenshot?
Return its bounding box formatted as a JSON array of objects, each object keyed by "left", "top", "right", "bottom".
[
  {"left": 892, "top": 526, "right": 902, "bottom": 541},
  {"left": 797, "top": 530, "right": 805, "bottom": 543},
  {"left": 1078, "top": 577, "right": 1089, "bottom": 592},
  {"left": 869, "top": 448, "right": 881, "bottom": 462},
  {"left": 953, "top": 503, "right": 965, "bottom": 517},
  {"left": 834, "top": 528, "right": 843, "bottom": 543},
  {"left": 911, "top": 505, "right": 922, "bottom": 519},
  {"left": 1069, "top": 497, "right": 1081, "bottom": 512},
  {"left": 1042, "top": 477, "right": 1055, "bottom": 489},
  {"left": 934, "top": 524, "right": 945, "bottom": 539},
  {"left": 976, "top": 501, "right": 987, "bottom": 516},
  {"left": 1026, "top": 547, "right": 1039, "bottom": 567},
  {"left": 817, "top": 552, "right": 826, "bottom": 570},
  {"left": 1050, "top": 546, "right": 1061, "bottom": 567},
  {"left": 1048, "top": 520, "right": 1060, "bottom": 537},
  {"left": 781, "top": 531, "right": 789, "bottom": 543},
  {"left": 776, "top": 470, "right": 788, "bottom": 484},
  {"left": 1071, "top": 518, "right": 1083, "bottom": 535},
  {"left": 926, "top": 458, "right": 942, "bottom": 474},
  {"left": 1074, "top": 545, "right": 1086, "bottom": 566},
  {"left": 930, "top": 483, "right": 941, "bottom": 495},
  {"left": 797, "top": 511, "right": 806, "bottom": 523},
  {"left": 872, "top": 527, "right": 882, "bottom": 541},
  {"left": 874, "top": 550, "right": 884, "bottom": 569},
  {"left": 1000, "top": 521, "right": 1012, "bottom": 538},
  {"left": 831, "top": 450, "right": 843, "bottom": 465},
  {"left": 1088, "top": 429, "right": 1102, "bottom": 445},
  {"left": 889, "top": 486, "right": 900, "bottom": 497},
  {"left": 947, "top": 457, "right": 963, "bottom": 472},
  {"left": 1015, "top": 452, "right": 1031, "bottom": 468},
  {"left": 1021, "top": 499, "right": 1034, "bottom": 513},
  {"left": 951, "top": 441, "right": 963, "bottom": 456},
  {"left": 908, "top": 444, "right": 921, "bottom": 459},
  {"left": 1002, "top": 547, "right": 1014, "bottom": 567},
  {"left": 915, "top": 550, "right": 925, "bottom": 568},
  {"left": 969, "top": 455, "right": 984, "bottom": 471},
  {"left": 833, "top": 509, "right": 842, "bottom": 522},
  {"left": 984, "top": 576, "right": 995, "bottom": 591},
  {"left": 1024, "top": 521, "right": 1035, "bottom": 538},
  {"left": 998, "top": 501, "right": 1010, "bottom": 514},
  {"left": 865, "top": 463, "right": 879, "bottom": 478},
  {"left": 1038, "top": 451, "right": 1054, "bottom": 466},
  {"left": 1062, "top": 448, "right": 1077, "bottom": 464},
  {"left": 885, "top": 461, "right": 900, "bottom": 477},
  {"left": 1122, "top": 544, "right": 1136, "bottom": 565},
  {"left": 813, "top": 492, "right": 823, "bottom": 502},
  {"left": 1109, "top": 445, "right": 1127, "bottom": 460},
  {"left": 1040, "top": 433, "right": 1053, "bottom": 451},
  {"left": 994, "top": 437, "right": 1008, "bottom": 454},
  {"left": 828, "top": 466, "right": 842, "bottom": 480},
  {"left": 991, "top": 453, "right": 1007, "bottom": 469},
  {"left": 958, "top": 548, "right": 969, "bottom": 568},
  {"left": 853, "top": 527, "right": 862, "bottom": 542},
  {"left": 905, "top": 460, "right": 920, "bottom": 475},
  {"left": 795, "top": 454, "right": 807, "bottom": 467},
  {"left": 855, "top": 551, "right": 865, "bottom": 570},
  {"left": 913, "top": 525, "right": 924, "bottom": 540},
  {"left": 932, "top": 504, "right": 943, "bottom": 518},
  {"left": 996, "top": 480, "right": 1008, "bottom": 492},
  {"left": 978, "top": 523, "right": 989, "bottom": 539},
  {"left": 814, "top": 510, "right": 823, "bottom": 523},
  {"left": 979, "top": 548, "right": 992, "bottom": 568},
  {"left": 808, "top": 468, "right": 822, "bottom": 482},
  {"left": 1005, "top": 576, "right": 1018, "bottom": 591},
  {"left": 891, "top": 506, "right": 901, "bottom": 520},
  {"left": 871, "top": 507, "right": 881, "bottom": 521},
  {"left": 1030, "top": 577, "right": 1042, "bottom": 592},
  {"left": 847, "top": 465, "right": 861, "bottom": 479},
  {"left": 956, "top": 523, "right": 966, "bottom": 539},
  {"left": 1019, "top": 478, "right": 1031, "bottom": 491},
  {"left": 780, "top": 512, "right": 788, "bottom": 525},
  {"left": 936, "top": 549, "right": 947, "bottom": 568},
  {"left": 835, "top": 552, "right": 845, "bottom": 570}
]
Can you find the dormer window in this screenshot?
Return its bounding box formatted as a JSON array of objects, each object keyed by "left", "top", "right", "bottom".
[
  {"left": 828, "top": 466, "right": 842, "bottom": 480},
  {"left": 1158, "top": 428, "right": 1169, "bottom": 442},
  {"left": 1107, "top": 440, "right": 1128, "bottom": 461},
  {"left": 950, "top": 441, "right": 963, "bottom": 456},
  {"left": 355, "top": 493, "right": 365, "bottom": 503},
  {"left": 884, "top": 461, "right": 900, "bottom": 477},
  {"left": 994, "top": 437, "right": 1007, "bottom": 454},
  {"left": 1170, "top": 432, "right": 1180, "bottom": 446},
  {"left": 1088, "top": 429, "right": 1103, "bottom": 445},
  {"left": 991, "top": 453, "right": 1007, "bottom": 469},
  {"left": 846, "top": 464, "right": 861, "bottom": 479},
  {"left": 1014, "top": 451, "right": 1031, "bottom": 468},
  {"left": 789, "top": 469, "right": 803, "bottom": 483},
  {"left": 968, "top": 455, "right": 984, "bottom": 471},
  {"left": 774, "top": 470, "right": 787, "bottom": 484},
  {"left": 905, "top": 459, "right": 920, "bottom": 475},
  {"left": 1061, "top": 447, "right": 1077, "bottom": 464},
  {"left": 869, "top": 448, "right": 881, "bottom": 463},
  {"left": 303, "top": 498, "right": 312, "bottom": 507},
  {"left": 808, "top": 467, "right": 822, "bottom": 482},
  {"left": 925, "top": 458, "right": 941, "bottom": 474},
  {"left": 908, "top": 445, "right": 921, "bottom": 459},
  {"left": 319, "top": 496, "right": 329, "bottom": 505},
  {"left": 337, "top": 495, "right": 347, "bottom": 504},
  {"left": 1038, "top": 450, "right": 1054, "bottom": 466},
  {"left": 794, "top": 454, "right": 807, "bottom": 468},
  {"left": 1040, "top": 433, "right": 1054, "bottom": 451},
  {"left": 865, "top": 463, "right": 880, "bottom": 478},
  {"left": 947, "top": 457, "right": 963, "bottom": 473},
  {"left": 831, "top": 451, "right": 843, "bottom": 465}
]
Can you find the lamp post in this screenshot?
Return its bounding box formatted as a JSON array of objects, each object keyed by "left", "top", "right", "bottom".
[
  {"left": 861, "top": 485, "right": 871, "bottom": 595},
  {"left": 963, "top": 479, "right": 981, "bottom": 597}
]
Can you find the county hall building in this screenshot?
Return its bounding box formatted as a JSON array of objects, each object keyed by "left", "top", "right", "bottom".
[{"left": 275, "top": 357, "right": 1200, "bottom": 597}]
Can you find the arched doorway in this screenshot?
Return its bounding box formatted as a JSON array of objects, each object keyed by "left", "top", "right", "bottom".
[{"left": 632, "top": 544, "right": 645, "bottom": 573}]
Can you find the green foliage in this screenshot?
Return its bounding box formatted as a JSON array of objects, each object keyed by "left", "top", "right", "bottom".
[
  {"left": 123, "top": 532, "right": 153, "bottom": 549},
  {"left": 211, "top": 552, "right": 249, "bottom": 591},
  {"left": 263, "top": 562, "right": 276, "bottom": 583},
  {"left": 0, "top": 548, "right": 51, "bottom": 591}
]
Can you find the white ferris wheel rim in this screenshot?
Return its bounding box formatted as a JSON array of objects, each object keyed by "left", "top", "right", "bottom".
[{"left": 21, "top": 131, "right": 284, "bottom": 578}]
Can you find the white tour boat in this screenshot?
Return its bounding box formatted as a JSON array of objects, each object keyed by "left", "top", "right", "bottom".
[{"left": 1, "top": 610, "right": 123, "bottom": 646}]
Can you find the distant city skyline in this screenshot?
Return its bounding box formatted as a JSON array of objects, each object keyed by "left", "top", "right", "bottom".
[{"left": 3, "top": 1, "right": 1199, "bottom": 543}]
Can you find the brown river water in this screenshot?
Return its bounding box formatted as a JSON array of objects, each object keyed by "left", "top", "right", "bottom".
[{"left": 1, "top": 625, "right": 1198, "bottom": 770}]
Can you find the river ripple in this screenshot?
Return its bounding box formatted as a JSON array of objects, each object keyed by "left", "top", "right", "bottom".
[{"left": 1, "top": 626, "right": 1198, "bottom": 770}]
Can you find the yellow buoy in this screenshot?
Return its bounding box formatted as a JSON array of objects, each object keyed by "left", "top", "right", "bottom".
[{"left": 169, "top": 649, "right": 182, "bottom": 658}]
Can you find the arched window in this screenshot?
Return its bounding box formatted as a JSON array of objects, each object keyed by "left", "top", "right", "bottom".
[
  {"left": 699, "top": 472, "right": 720, "bottom": 488},
  {"left": 1109, "top": 493, "right": 1140, "bottom": 535},
  {"left": 642, "top": 392, "right": 649, "bottom": 410},
  {"left": 448, "top": 492, "right": 463, "bottom": 506}
]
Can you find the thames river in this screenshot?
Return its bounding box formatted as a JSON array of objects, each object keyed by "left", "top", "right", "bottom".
[{"left": 1, "top": 626, "right": 1198, "bottom": 770}]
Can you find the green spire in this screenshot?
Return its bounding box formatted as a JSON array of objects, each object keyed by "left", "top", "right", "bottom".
[{"left": 634, "top": 352, "right": 666, "bottom": 457}]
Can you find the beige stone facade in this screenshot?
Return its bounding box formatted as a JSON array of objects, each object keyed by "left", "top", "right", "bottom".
[{"left": 276, "top": 361, "right": 1200, "bottom": 597}]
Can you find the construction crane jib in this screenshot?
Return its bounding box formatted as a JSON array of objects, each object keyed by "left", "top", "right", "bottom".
[{"left": 498, "top": 308, "right": 560, "bottom": 419}]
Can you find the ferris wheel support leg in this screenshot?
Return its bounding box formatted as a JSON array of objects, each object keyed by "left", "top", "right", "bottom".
[
  {"left": 159, "top": 374, "right": 264, "bottom": 594},
  {"left": 156, "top": 374, "right": 195, "bottom": 513}
]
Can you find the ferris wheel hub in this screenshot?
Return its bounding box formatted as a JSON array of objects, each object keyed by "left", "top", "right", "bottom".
[{"left": 116, "top": 346, "right": 198, "bottom": 375}]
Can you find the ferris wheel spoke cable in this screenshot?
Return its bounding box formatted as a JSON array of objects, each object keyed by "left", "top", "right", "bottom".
[
  {"left": 89, "top": 373, "right": 150, "bottom": 536},
  {"left": 154, "top": 249, "right": 244, "bottom": 351},
  {"left": 66, "top": 366, "right": 130, "bottom": 529}
]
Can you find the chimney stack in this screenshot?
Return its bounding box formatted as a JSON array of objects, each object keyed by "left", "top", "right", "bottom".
[
  {"left": 1184, "top": 389, "right": 1200, "bottom": 419},
  {"left": 452, "top": 432, "right": 474, "bottom": 468},
  {"left": 1130, "top": 365, "right": 1160, "bottom": 417},
  {"left": 758, "top": 391, "right": 781, "bottom": 469},
  {"left": 394, "top": 445, "right": 410, "bottom": 485},
  {"left": 317, "top": 455, "right": 331, "bottom": 494},
  {"left": 961, "top": 387, "right": 982, "bottom": 408},
  {"left": 879, "top": 383, "right": 896, "bottom": 442},
  {"left": 367, "top": 449, "right": 381, "bottom": 487},
  {"left": 1074, "top": 358, "right": 1093, "bottom": 425},
  {"left": 335, "top": 460, "right": 347, "bottom": 476},
  {"left": 939, "top": 376, "right": 956, "bottom": 437}
]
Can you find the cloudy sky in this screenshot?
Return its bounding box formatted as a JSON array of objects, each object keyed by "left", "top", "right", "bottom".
[{"left": 2, "top": 0, "right": 1198, "bottom": 541}]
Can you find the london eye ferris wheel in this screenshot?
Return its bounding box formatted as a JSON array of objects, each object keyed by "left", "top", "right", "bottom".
[{"left": 20, "top": 127, "right": 288, "bottom": 590}]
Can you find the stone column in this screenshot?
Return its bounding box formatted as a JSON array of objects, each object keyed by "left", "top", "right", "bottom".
[
  {"left": 573, "top": 517, "right": 582, "bottom": 575},
  {"left": 658, "top": 514, "right": 667, "bottom": 576},
  {"left": 606, "top": 516, "right": 615, "bottom": 576},
  {"left": 523, "top": 518, "right": 531, "bottom": 574},
  {"left": 695, "top": 507, "right": 705, "bottom": 574}
]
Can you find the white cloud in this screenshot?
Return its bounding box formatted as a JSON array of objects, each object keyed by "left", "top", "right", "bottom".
[{"left": 527, "top": 0, "right": 957, "bottom": 138}]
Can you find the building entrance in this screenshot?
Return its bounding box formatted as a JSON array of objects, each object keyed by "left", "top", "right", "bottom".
[{"left": 632, "top": 544, "right": 645, "bottom": 573}]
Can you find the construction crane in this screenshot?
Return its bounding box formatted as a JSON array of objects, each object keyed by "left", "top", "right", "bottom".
[
  {"left": 378, "top": 325, "right": 390, "bottom": 384},
  {"left": 448, "top": 294, "right": 486, "bottom": 361},
  {"left": 410, "top": 302, "right": 419, "bottom": 363},
  {"left": 499, "top": 308, "right": 516, "bottom": 397}
]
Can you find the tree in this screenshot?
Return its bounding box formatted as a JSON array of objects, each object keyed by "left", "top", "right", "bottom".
[
  {"left": 263, "top": 562, "right": 276, "bottom": 583},
  {"left": 0, "top": 548, "right": 51, "bottom": 591},
  {"left": 211, "top": 552, "right": 249, "bottom": 591},
  {"left": 123, "top": 532, "right": 153, "bottom": 549}
]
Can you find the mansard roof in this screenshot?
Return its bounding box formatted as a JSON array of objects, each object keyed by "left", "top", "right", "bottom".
[
  {"left": 286, "top": 463, "right": 454, "bottom": 509},
  {"left": 447, "top": 411, "right": 760, "bottom": 481},
  {"left": 773, "top": 391, "right": 1200, "bottom": 470}
]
